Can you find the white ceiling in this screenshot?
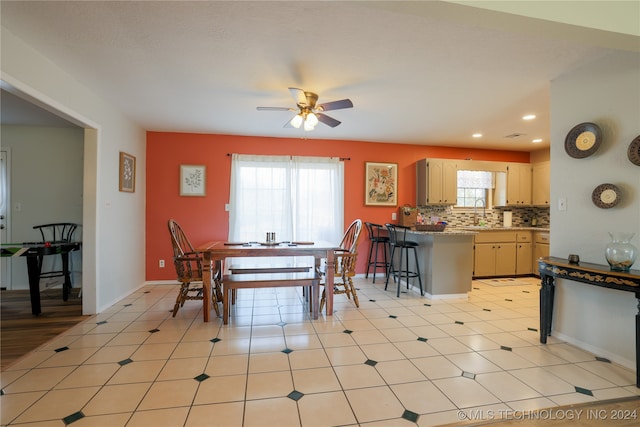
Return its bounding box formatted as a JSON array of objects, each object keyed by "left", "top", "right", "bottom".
[{"left": 1, "top": 1, "right": 638, "bottom": 151}]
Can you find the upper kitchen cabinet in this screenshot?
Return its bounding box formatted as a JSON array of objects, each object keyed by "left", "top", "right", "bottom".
[
  {"left": 532, "top": 161, "right": 550, "bottom": 206},
  {"left": 416, "top": 159, "right": 457, "bottom": 205},
  {"left": 495, "top": 163, "right": 531, "bottom": 206}
]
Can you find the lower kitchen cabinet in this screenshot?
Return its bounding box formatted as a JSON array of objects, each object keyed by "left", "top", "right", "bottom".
[
  {"left": 473, "top": 231, "right": 516, "bottom": 277},
  {"left": 473, "top": 230, "right": 542, "bottom": 277},
  {"left": 516, "top": 231, "right": 532, "bottom": 275},
  {"left": 533, "top": 231, "right": 550, "bottom": 275}
]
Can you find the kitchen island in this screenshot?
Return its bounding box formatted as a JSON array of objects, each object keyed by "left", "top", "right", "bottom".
[{"left": 401, "top": 229, "right": 477, "bottom": 299}]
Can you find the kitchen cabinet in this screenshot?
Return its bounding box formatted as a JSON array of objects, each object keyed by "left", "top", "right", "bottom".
[
  {"left": 532, "top": 161, "right": 550, "bottom": 206},
  {"left": 473, "top": 231, "right": 516, "bottom": 277},
  {"left": 416, "top": 159, "right": 457, "bottom": 205},
  {"left": 533, "top": 232, "right": 550, "bottom": 275},
  {"left": 516, "top": 231, "right": 532, "bottom": 275},
  {"left": 505, "top": 163, "right": 531, "bottom": 205}
]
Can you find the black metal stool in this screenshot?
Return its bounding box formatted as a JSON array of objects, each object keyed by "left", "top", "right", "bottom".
[
  {"left": 384, "top": 223, "right": 423, "bottom": 297},
  {"left": 364, "top": 222, "right": 390, "bottom": 283}
]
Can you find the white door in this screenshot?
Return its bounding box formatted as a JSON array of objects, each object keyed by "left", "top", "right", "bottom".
[{"left": 0, "top": 150, "right": 11, "bottom": 289}]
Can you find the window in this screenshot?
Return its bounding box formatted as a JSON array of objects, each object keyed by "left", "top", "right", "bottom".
[
  {"left": 228, "top": 154, "right": 344, "bottom": 244},
  {"left": 456, "top": 170, "right": 493, "bottom": 208}
]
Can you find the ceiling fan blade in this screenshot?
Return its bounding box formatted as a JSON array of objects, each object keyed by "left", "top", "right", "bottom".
[
  {"left": 317, "top": 113, "right": 341, "bottom": 128},
  {"left": 256, "top": 106, "right": 294, "bottom": 111},
  {"left": 317, "top": 98, "right": 353, "bottom": 112},
  {"left": 289, "top": 87, "right": 308, "bottom": 106}
]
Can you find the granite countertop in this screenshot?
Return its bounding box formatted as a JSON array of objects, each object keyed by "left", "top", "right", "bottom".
[
  {"left": 405, "top": 226, "right": 550, "bottom": 235},
  {"left": 458, "top": 226, "right": 550, "bottom": 232},
  {"left": 407, "top": 228, "right": 478, "bottom": 235}
]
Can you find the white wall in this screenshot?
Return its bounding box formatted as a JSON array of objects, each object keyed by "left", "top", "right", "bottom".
[
  {"left": 1, "top": 27, "right": 147, "bottom": 314},
  {"left": 1, "top": 125, "right": 84, "bottom": 290},
  {"left": 550, "top": 50, "right": 640, "bottom": 368}
]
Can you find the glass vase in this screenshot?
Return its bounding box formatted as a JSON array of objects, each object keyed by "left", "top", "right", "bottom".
[{"left": 604, "top": 232, "right": 637, "bottom": 272}]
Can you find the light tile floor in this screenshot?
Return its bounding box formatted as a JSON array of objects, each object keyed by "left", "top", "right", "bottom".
[{"left": 1, "top": 276, "right": 638, "bottom": 426}]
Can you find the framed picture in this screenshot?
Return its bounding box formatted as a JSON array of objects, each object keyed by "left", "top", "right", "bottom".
[
  {"left": 180, "top": 164, "right": 206, "bottom": 196},
  {"left": 365, "top": 162, "right": 397, "bottom": 206},
  {"left": 119, "top": 152, "right": 136, "bottom": 193}
]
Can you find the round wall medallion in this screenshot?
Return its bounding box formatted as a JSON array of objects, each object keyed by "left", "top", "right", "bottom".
[
  {"left": 627, "top": 135, "right": 640, "bottom": 166},
  {"left": 565, "top": 122, "right": 602, "bottom": 158},
  {"left": 591, "top": 183, "right": 621, "bottom": 209}
]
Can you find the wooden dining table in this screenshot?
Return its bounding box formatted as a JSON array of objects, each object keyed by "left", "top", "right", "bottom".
[{"left": 195, "top": 240, "right": 340, "bottom": 322}]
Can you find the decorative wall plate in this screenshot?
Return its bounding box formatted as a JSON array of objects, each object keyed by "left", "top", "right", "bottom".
[
  {"left": 591, "top": 183, "right": 621, "bottom": 209},
  {"left": 627, "top": 135, "right": 640, "bottom": 166},
  {"left": 564, "top": 122, "right": 602, "bottom": 158}
]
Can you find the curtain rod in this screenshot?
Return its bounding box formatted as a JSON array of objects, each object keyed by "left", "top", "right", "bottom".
[{"left": 226, "top": 153, "right": 350, "bottom": 161}]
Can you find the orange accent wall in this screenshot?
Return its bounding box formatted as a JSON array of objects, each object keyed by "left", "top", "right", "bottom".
[{"left": 146, "top": 132, "right": 529, "bottom": 280}]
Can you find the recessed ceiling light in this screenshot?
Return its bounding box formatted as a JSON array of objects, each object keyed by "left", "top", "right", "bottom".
[
  {"left": 472, "top": 133, "right": 482, "bottom": 138},
  {"left": 523, "top": 114, "right": 536, "bottom": 120},
  {"left": 532, "top": 138, "right": 543, "bottom": 143}
]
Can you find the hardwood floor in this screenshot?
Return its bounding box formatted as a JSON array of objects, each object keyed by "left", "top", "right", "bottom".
[{"left": 1, "top": 288, "right": 88, "bottom": 370}]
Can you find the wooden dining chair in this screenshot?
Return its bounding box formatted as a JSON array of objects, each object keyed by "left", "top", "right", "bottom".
[
  {"left": 167, "top": 219, "right": 221, "bottom": 317},
  {"left": 320, "top": 218, "right": 363, "bottom": 310}
]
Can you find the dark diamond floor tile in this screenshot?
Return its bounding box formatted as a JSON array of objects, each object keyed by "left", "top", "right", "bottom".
[
  {"left": 210, "top": 337, "right": 222, "bottom": 343},
  {"left": 55, "top": 346, "right": 69, "bottom": 353},
  {"left": 194, "top": 373, "right": 210, "bottom": 382},
  {"left": 118, "top": 358, "right": 133, "bottom": 366},
  {"left": 365, "top": 359, "right": 377, "bottom": 367},
  {"left": 575, "top": 386, "right": 593, "bottom": 396},
  {"left": 149, "top": 328, "right": 160, "bottom": 333},
  {"left": 402, "top": 410, "right": 419, "bottom": 422},
  {"left": 500, "top": 346, "right": 512, "bottom": 351},
  {"left": 63, "top": 411, "right": 85, "bottom": 425},
  {"left": 343, "top": 330, "right": 353, "bottom": 334},
  {"left": 389, "top": 315, "right": 397, "bottom": 319},
  {"left": 287, "top": 390, "right": 304, "bottom": 401},
  {"left": 596, "top": 356, "right": 611, "bottom": 363},
  {"left": 282, "top": 348, "right": 293, "bottom": 354},
  {"left": 417, "top": 337, "right": 428, "bottom": 342}
]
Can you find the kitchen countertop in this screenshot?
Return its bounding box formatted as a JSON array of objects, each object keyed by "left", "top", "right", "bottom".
[
  {"left": 458, "top": 226, "right": 550, "bottom": 232},
  {"left": 406, "top": 226, "right": 549, "bottom": 235},
  {"left": 407, "top": 229, "right": 478, "bottom": 235}
]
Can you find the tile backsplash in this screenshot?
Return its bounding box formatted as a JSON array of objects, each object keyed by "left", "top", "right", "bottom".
[{"left": 416, "top": 205, "right": 550, "bottom": 228}]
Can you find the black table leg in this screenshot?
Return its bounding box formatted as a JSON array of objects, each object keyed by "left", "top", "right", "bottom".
[
  {"left": 539, "top": 274, "right": 555, "bottom": 344},
  {"left": 25, "top": 255, "right": 42, "bottom": 315},
  {"left": 62, "top": 252, "right": 71, "bottom": 301}
]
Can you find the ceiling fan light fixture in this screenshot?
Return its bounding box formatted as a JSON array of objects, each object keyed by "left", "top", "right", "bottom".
[
  {"left": 290, "top": 114, "right": 303, "bottom": 128},
  {"left": 306, "top": 112, "right": 318, "bottom": 127},
  {"left": 303, "top": 118, "right": 315, "bottom": 131}
]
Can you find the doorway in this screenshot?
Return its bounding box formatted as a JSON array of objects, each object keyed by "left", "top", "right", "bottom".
[
  {"left": 1, "top": 149, "right": 11, "bottom": 289},
  {"left": 1, "top": 82, "right": 97, "bottom": 314}
]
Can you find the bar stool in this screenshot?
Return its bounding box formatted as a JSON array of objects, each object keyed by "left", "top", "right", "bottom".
[
  {"left": 384, "top": 223, "right": 423, "bottom": 297},
  {"left": 364, "top": 222, "right": 390, "bottom": 283}
]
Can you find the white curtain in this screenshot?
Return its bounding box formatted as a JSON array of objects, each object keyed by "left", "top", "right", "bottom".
[
  {"left": 457, "top": 170, "right": 494, "bottom": 189},
  {"left": 228, "top": 154, "right": 344, "bottom": 244}
]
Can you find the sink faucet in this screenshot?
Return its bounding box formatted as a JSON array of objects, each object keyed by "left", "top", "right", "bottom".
[{"left": 473, "top": 199, "right": 486, "bottom": 225}]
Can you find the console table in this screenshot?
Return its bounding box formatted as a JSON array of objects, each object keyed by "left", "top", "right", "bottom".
[{"left": 538, "top": 256, "right": 640, "bottom": 387}]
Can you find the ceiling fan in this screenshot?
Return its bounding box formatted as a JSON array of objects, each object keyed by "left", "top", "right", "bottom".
[{"left": 257, "top": 87, "right": 353, "bottom": 131}]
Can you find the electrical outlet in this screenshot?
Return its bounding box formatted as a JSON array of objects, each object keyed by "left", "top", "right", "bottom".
[
  {"left": 159, "top": 259, "right": 165, "bottom": 268},
  {"left": 391, "top": 212, "right": 397, "bottom": 220}
]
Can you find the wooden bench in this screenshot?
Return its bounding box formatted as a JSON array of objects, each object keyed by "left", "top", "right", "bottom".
[{"left": 222, "top": 257, "right": 319, "bottom": 324}]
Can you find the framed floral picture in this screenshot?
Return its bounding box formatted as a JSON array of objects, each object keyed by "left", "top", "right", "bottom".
[
  {"left": 119, "top": 152, "right": 136, "bottom": 193},
  {"left": 180, "top": 165, "right": 206, "bottom": 196},
  {"left": 365, "top": 162, "right": 397, "bottom": 206}
]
